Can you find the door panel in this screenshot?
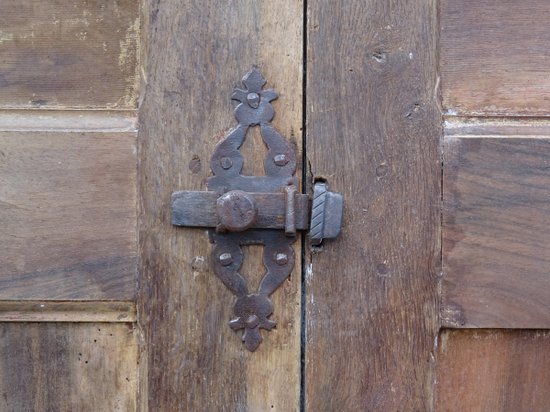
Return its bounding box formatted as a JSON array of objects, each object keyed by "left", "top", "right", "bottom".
[
  {"left": 137, "top": 1, "right": 303, "bottom": 410},
  {"left": 436, "top": 329, "right": 550, "bottom": 411},
  {"left": 305, "top": 1, "right": 440, "bottom": 410},
  {"left": 0, "top": 0, "right": 140, "bottom": 109},
  {"left": 0, "top": 322, "right": 138, "bottom": 412},
  {"left": 440, "top": 0, "right": 550, "bottom": 116},
  {"left": 439, "top": 0, "right": 550, "bottom": 411},
  {"left": 443, "top": 126, "right": 550, "bottom": 328},
  {"left": 0, "top": 1, "right": 141, "bottom": 410},
  {"left": 0, "top": 130, "right": 137, "bottom": 301}
]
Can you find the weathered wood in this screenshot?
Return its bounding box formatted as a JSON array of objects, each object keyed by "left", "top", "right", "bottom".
[
  {"left": 138, "top": 1, "right": 303, "bottom": 410},
  {"left": 0, "top": 301, "right": 136, "bottom": 322},
  {"left": 0, "top": 131, "right": 137, "bottom": 300},
  {"left": 436, "top": 329, "right": 550, "bottom": 411},
  {"left": 0, "top": 322, "right": 138, "bottom": 411},
  {"left": 0, "top": 109, "right": 137, "bottom": 132},
  {"left": 0, "top": 0, "right": 140, "bottom": 109},
  {"left": 442, "top": 130, "right": 550, "bottom": 328},
  {"left": 440, "top": 0, "right": 550, "bottom": 116},
  {"left": 305, "top": 1, "right": 441, "bottom": 410},
  {"left": 445, "top": 117, "right": 550, "bottom": 138}
]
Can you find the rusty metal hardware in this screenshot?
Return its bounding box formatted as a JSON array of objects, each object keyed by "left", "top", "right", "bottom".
[{"left": 171, "top": 68, "right": 343, "bottom": 351}]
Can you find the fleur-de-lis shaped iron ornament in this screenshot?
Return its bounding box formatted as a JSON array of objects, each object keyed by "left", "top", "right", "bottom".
[{"left": 206, "top": 68, "right": 298, "bottom": 351}]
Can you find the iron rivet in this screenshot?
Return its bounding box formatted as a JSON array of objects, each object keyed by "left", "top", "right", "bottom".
[
  {"left": 220, "top": 157, "right": 233, "bottom": 169},
  {"left": 246, "top": 92, "right": 260, "bottom": 108},
  {"left": 219, "top": 252, "right": 233, "bottom": 266},
  {"left": 273, "top": 154, "right": 288, "bottom": 166},
  {"left": 245, "top": 314, "right": 259, "bottom": 328},
  {"left": 275, "top": 253, "right": 288, "bottom": 265}
]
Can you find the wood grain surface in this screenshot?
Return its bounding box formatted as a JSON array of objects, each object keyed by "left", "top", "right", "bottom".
[
  {"left": 0, "top": 322, "right": 138, "bottom": 411},
  {"left": 305, "top": 1, "right": 441, "bottom": 410},
  {"left": 0, "top": 301, "right": 136, "bottom": 322},
  {"left": 0, "top": 0, "right": 140, "bottom": 109},
  {"left": 0, "top": 131, "right": 137, "bottom": 300},
  {"left": 436, "top": 329, "right": 550, "bottom": 412},
  {"left": 440, "top": 0, "right": 550, "bottom": 116},
  {"left": 442, "top": 131, "right": 550, "bottom": 328},
  {"left": 137, "top": 1, "right": 302, "bottom": 410}
]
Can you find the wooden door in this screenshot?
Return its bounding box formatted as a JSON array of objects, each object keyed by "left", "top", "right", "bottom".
[
  {"left": 0, "top": 1, "right": 141, "bottom": 411},
  {"left": 1, "top": 1, "right": 549, "bottom": 411}
]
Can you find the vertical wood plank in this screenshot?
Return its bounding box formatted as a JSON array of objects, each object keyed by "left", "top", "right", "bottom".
[
  {"left": 138, "top": 1, "right": 302, "bottom": 410},
  {"left": 305, "top": 1, "right": 441, "bottom": 410},
  {"left": 0, "top": 323, "right": 138, "bottom": 411},
  {"left": 436, "top": 329, "right": 550, "bottom": 412}
]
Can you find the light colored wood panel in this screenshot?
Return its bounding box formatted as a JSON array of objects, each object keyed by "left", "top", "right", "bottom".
[
  {"left": 0, "top": 110, "right": 137, "bottom": 132},
  {"left": 0, "top": 322, "right": 138, "bottom": 411},
  {"left": 443, "top": 134, "right": 550, "bottom": 327},
  {"left": 445, "top": 117, "right": 550, "bottom": 138},
  {"left": 0, "top": 131, "right": 137, "bottom": 300},
  {"left": 436, "top": 329, "right": 550, "bottom": 412},
  {"left": 0, "top": 0, "right": 140, "bottom": 109},
  {"left": 0, "top": 301, "right": 135, "bottom": 322},
  {"left": 440, "top": 0, "right": 550, "bottom": 116},
  {"left": 305, "top": 1, "right": 441, "bottom": 410},
  {"left": 138, "top": 1, "right": 302, "bottom": 410}
]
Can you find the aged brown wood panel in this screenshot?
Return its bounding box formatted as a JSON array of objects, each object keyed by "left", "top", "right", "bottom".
[
  {"left": 305, "top": 1, "right": 441, "bottom": 410},
  {"left": 138, "top": 1, "right": 302, "bottom": 410},
  {"left": 0, "top": 0, "right": 140, "bottom": 109},
  {"left": 442, "top": 127, "right": 550, "bottom": 328},
  {"left": 440, "top": 0, "right": 550, "bottom": 116},
  {"left": 0, "top": 131, "right": 137, "bottom": 300},
  {"left": 0, "top": 322, "right": 138, "bottom": 411},
  {"left": 0, "top": 301, "right": 136, "bottom": 322},
  {"left": 436, "top": 329, "right": 550, "bottom": 412}
]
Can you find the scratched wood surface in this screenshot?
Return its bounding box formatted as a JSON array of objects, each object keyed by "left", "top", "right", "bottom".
[
  {"left": 0, "top": 322, "right": 138, "bottom": 411},
  {"left": 0, "top": 0, "right": 140, "bottom": 109},
  {"left": 305, "top": 1, "right": 441, "bottom": 410},
  {"left": 440, "top": 0, "right": 550, "bottom": 116},
  {"left": 0, "top": 131, "right": 137, "bottom": 300},
  {"left": 442, "top": 125, "right": 550, "bottom": 328},
  {"left": 436, "top": 329, "right": 550, "bottom": 412},
  {"left": 138, "top": 1, "right": 302, "bottom": 410}
]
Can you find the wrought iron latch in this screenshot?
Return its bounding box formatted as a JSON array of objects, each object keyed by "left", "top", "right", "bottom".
[{"left": 171, "top": 68, "right": 343, "bottom": 351}]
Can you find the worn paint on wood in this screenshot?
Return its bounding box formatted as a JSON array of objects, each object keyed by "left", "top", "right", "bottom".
[
  {"left": 138, "top": 0, "right": 302, "bottom": 410},
  {"left": 0, "top": 131, "right": 137, "bottom": 300},
  {"left": 440, "top": 0, "right": 550, "bottom": 116},
  {"left": 0, "top": 322, "right": 138, "bottom": 411},
  {"left": 436, "top": 329, "right": 550, "bottom": 411},
  {"left": 443, "top": 128, "right": 550, "bottom": 328},
  {"left": 305, "top": 1, "right": 441, "bottom": 410},
  {"left": 0, "top": 0, "right": 140, "bottom": 108}
]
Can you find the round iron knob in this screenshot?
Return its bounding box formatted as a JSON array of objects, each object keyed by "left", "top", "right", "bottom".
[{"left": 216, "top": 190, "right": 257, "bottom": 232}]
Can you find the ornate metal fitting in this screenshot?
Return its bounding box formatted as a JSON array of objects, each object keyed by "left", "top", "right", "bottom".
[{"left": 171, "top": 68, "right": 343, "bottom": 351}]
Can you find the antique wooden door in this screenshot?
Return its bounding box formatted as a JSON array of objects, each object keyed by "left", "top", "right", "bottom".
[{"left": 1, "top": 0, "right": 549, "bottom": 411}]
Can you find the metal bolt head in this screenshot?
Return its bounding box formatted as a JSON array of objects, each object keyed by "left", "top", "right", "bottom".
[
  {"left": 219, "top": 252, "right": 233, "bottom": 266},
  {"left": 245, "top": 314, "right": 259, "bottom": 329},
  {"left": 220, "top": 156, "right": 233, "bottom": 169},
  {"left": 275, "top": 253, "right": 288, "bottom": 265},
  {"left": 216, "top": 190, "right": 258, "bottom": 232},
  {"left": 273, "top": 154, "right": 289, "bottom": 166},
  {"left": 246, "top": 92, "right": 260, "bottom": 108}
]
